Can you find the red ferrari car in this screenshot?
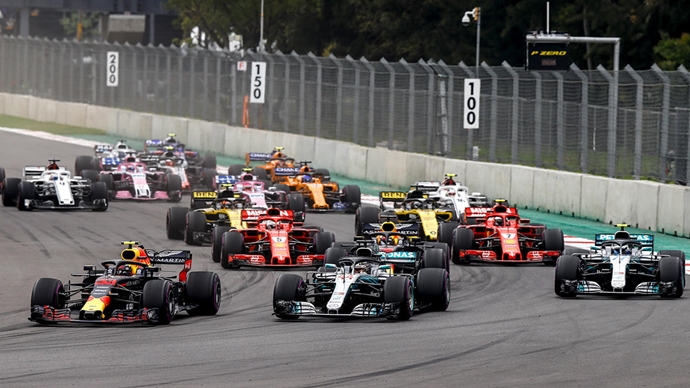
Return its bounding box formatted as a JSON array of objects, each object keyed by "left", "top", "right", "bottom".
[
  {"left": 451, "top": 202, "right": 564, "bottom": 265},
  {"left": 218, "top": 208, "right": 334, "bottom": 269}
]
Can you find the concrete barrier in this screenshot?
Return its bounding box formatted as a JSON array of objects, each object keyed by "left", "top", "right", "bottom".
[
  {"left": 403, "top": 152, "right": 428, "bottom": 186},
  {"left": 59, "top": 102, "right": 87, "bottom": 127},
  {"left": 533, "top": 170, "right": 582, "bottom": 216},
  {"left": 346, "top": 144, "right": 369, "bottom": 181},
  {"left": 150, "top": 115, "right": 189, "bottom": 143},
  {"left": 443, "top": 159, "right": 468, "bottom": 189},
  {"left": 35, "top": 98, "right": 58, "bottom": 123},
  {"left": 580, "top": 175, "right": 609, "bottom": 222},
  {"left": 282, "top": 132, "right": 315, "bottom": 163},
  {"left": 510, "top": 166, "right": 535, "bottom": 208},
  {"left": 603, "top": 179, "right": 659, "bottom": 228},
  {"left": 8, "top": 95, "right": 29, "bottom": 118},
  {"left": 223, "top": 125, "right": 248, "bottom": 159},
  {"left": 423, "top": 155, "right": 448, "bottom": 183},
  {"left": 85, "top": 105, "right": 109, "bottom": 131},
  {"left": 657, "top": 184, "right": 687, "bottom": 237},
  {"left": 465, "top": 161, "right": 512, "bottom": 200}
]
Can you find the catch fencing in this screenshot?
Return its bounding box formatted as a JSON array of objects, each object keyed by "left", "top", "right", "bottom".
[{"left": 0, "top": 35, "right": 688, "bottom": 185}]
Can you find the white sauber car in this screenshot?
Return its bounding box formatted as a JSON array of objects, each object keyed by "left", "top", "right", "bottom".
[{"left": 1, "top": 159, "right": 108, "bottom": 211}]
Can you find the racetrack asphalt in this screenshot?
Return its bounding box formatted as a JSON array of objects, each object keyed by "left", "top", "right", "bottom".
[{"left": 1, "top": 130, "right": 690, "bottom": 388}]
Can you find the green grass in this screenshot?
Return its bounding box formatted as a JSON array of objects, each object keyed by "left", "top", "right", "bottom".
[{"left": 0, "top": 114, "right": 105, "bottom": 135}]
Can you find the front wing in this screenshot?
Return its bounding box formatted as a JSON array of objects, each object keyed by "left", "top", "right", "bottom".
[
  {"left": 29, "top": 305, "right": 157, "bottom": 324},
  {"left": 274, "top": 300, "right": 400, "bottom": 318},
  {"left": 459, "top": 249, "right": 562, "bottom": 263},
  {"left": 226, "top": 254, "right": 324, "bottom": 268}
]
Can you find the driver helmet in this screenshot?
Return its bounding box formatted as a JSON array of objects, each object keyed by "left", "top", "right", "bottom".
[
  {"left": 126, "top": 165, "right": 136, "bottom": 172},
  {"left": 353, "top": 262, "right": 370, "bottom": 274},
  {"left": 447, "top": 190, "right": 456, "bottom": 196},
  {"left": 165, "top": 135, "right": 177, "bottom": 143},
  {"left": 117, "top": 264, "right": 134, "bottom": 276},
  {"left": 301, "top": 174, "right": 312, "bottom": 182},
  {"left": 165, "top": 159, "right": 174, "bottom": 167},
  {"left": 242, "top": 185, "right": 253, "bottom": 192},
  {"left": 493, "top": 217, "right": 504, "bottom": 226},
  {"left": 263, "top": 220, "right": 276, "bottom": 230},
  {"left": 46, "top": 162, "right": 59, "bottom": 170}
]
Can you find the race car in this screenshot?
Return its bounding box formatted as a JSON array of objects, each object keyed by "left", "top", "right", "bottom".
[
  {"left": 451, "top": 202, "right": 564, "bottom": 265},
  {"left": 95, "top": 158, "right": 183, "bottom": 201},
  {"left": 143, "top": 133, "right": 216, "bottom": 170},
  {"left": 272, "top": 247, "right": 449, "bottom": 320},
  {"left": 554, "top": 224, "right": 685, "bottom": 298},
  {"left": 74, "top": 140, "right": 139, "bottom": 175},
  {"left": 355, "top": 190, "right": 457, "bottom": 243},
  {"left": 271, "top": 161, "right": 361, "bottom": 212},
  {"left": 218, "top": 208, "right": 334, "bottom": 269},
  {"left": 29, "top": 241, "right": 221, "bottom": 325},
  {"left": 1, "top": 159, "right": 108, "bottom": 211},
  {"left": 232, "top": 146, "right": 299, "bottom": 185}
]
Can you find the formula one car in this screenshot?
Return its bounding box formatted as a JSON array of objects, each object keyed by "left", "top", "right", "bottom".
[
  {"left": 29, "top": 241, "right": 221, "bottom": 325},
  {"left": 74, "top": 140, "right": 137, "bottom": 175},
  {"left": 356, "top": 190, "right": 456, "bottom": 243},
  {"left": 554, "top": 224, "right": 685, "bottom": 298},
  {"left": 143, "top": 133, "right": 216, "bottom": 169},
  {"left": 232, "top": 146, "right": 298, "bottom": 185},
  {"left": 270, "top": 161, "right": 361, "bottom": 212},
  {"left": 218, "top": 208, "right": 334, "bottom": 269},
  {"left": 93, "top": 158, "right": 183, "bottom": 201},
  {"left": 451, "top": 202, "right": 564, "bottom": 265},
  {"left": 272, "top": 247, "right": 450, "bottom": 320},
  {"left": 139, "top": 146, "right": 217, "bottom": 192},
  {"left": 1, "top": 159, "right": 108, "bottom": 211}
]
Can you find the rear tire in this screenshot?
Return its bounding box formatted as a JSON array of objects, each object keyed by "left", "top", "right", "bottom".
[
  {"left": 142, "top": 280, "right": 175, "bottom": 325},
  {"left": 74, "top": 155, "right": 95, "bottom": 175},
  {"left": 201, "top": 169, "right": 217, "bottom": 189},
  {"left": 423, "top": 248, "right": 446, "bottom": 269},
  {"left": 90, "top": 182, "right": 108, "bottom": 212},
  {"left": 554, "top": 255, "right": 580, "bottom": 297},
  {"left": 438, "top": 222, "right": 459, "bottom": 246},
  {"left": 2, "top": 177, "right": 20, "bottom": 207},
  {"left": 202, "top": 154, "right": 217, "bottom": 169},
  {"left": 81, "top": 169, "right": 100, "bottom": 183},
  {"left": 228, "top": 164, "right": 246, "bottom": 176},
  {"left": 314, "top": 168, "right": 330, "bottom": 181},
  {"left": 98, "top": 174, "right": 115, "bottom": 198},
  {"left": 417, "top": 268, "right": 450, "bottom": 311},
  {"left": 212, "top": 226, "right": 232, "bottom": 263},
  {"left": 355, "top": 206, "right": 380, "bottom": 236},
  {"left": 273, "top": 274, "right": 305, "bottom": 320},
  {"left": 324, "top": 247, "right": 348, "bottom": 266},
  {"left": 342, "top": 185, "right": 361, "bottom": 210},
  {"left": 166, "top": 206, "right": 188, "bottom": 240},
  {"left": 253, "top": 167, "right": 269, "bottom": 181},
  {"left": 452, "top": 228, "right": 474, "bottom": 265},
  {"left": 186, "top": 271, "right": 221, "bottom": 315},
  {"left": 313, "top": 232, "right": 335, "bottom": 255},
  {"left": 384, "top": 276, "right": 413, "bottom": 320},
  {"left": 220, "top": 231, "right": 244, "bottom": 269},
  {"left": 166, "top": 174, "right": 182, "bottom": 202},
  {"left": 274, "top": 183, "right": 290, "bottom": 193},
  {"left": 184, "top": 211, "right": 207, "bottom": 246}
]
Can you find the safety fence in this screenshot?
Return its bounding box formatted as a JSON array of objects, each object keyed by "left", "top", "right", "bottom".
[{"left": 0, "top": 35, "right": 688, "bottom": 185}]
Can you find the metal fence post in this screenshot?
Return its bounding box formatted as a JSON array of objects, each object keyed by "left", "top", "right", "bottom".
[
  {"left": 361, "top": 56, "right": 375, "bottom": 148},
  {"left": 400, "top": 59, "right": 416, "bottom": 153},
  {"left": 652, "top": 64, "right": 671, "bottom": 182},
  {"left": 552, "top": 71, "right": 565, "bottom": 170},
  {"left": 189, "top": 50, "right": 195, "bottom": 118},
  {"left": 420, "top": 59, "right": 436, "bottom": 155},
  {"left": 502, "top": 61, "right": 519, "bottom": 164},
  {"left": 307, "top": 52, "right": 322, "bottom": 137},
  {"left": 291, "top": 51, "right": 306, "bottom": 136},
  {"left": 597, "top": 64, "right": 617, "bottom": 178},
  {"left": 530, "top": 70, "right": 543, "bottom": 167},
  {"left": 482, "top": 62, "right": 498, "bottom": 163},
  {"left": 570, "top": 64, "right": 589, "bottom": 174},
  {"left": 215, "top": 55, "right": 222, "bottom": 122},
  {"left": 330, "top": 54, "right": 344, "bottom": 140},
  {"left": 380, "top": 58, "right": 396, "bottom": 150},
  {"left": 678, "top": 64, "right": 690, "bottom": 185},
  {"left": 346, "top": 55, "right": 360, "bottom": 144},
  {"left": 625, "top": 65, "right": 644, "bottom": 180},
  {"left": 201, "top": 53, "right": 208, "bottom": 120},
  {"left": 438, "top": 60, "right": 455, "bottom": 154},
  {"left": 264, "top": 53, "right": 274, "bottom": 130},
  {"left": 276, "top": 51, "right": 290, "bottom": 132}
]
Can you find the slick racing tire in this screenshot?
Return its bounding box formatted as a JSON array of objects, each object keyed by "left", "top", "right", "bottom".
[
  {"left": 98, "top": 173, "right": 115, "bottom": 199},
  {"left": 313, "top": 232, "right": 335, "bottom": 255},
  {"left": 542, "top": 228, "right": 565, "bottom": 255},
  {"left": 228, "top": 164, "right": 245, "bottom": 176},
  {"left": 0, "top": 167, "right": 5, "bottom": 183},
  {"left": 342, "top": 185, "right": 361, "bottom": 210},
  {"left": 273, "top": 274, "right": 305, "bottom": 320},
  {"left": 554, "top": 255, "right": 580, "bottom": 297},
  {"left": 142, "top": 280, "right": 175, "bottom": 325},
  {"left": 658, "top": 255, "right": 684, "bottom": 298},
  {"left": 74, "top": 155, "right": 95, "bottom": 176},
  {"left": 212, "top": 226, "right": 233, "bottom": 263},
  {"left": 425, "top": 242, "right": 450, "bottom": 270},
  {"left": 324, "top": 247, "right": 348, "bottom": 267},
  {"left": 417, "top": 268, "right": 450, "bottom": 312},
  {"left": 438, "top": 222, "right": 459, "bottom": 247},
  {"left": 201, "top": 154, "right": 217, "bottom": 169},
  {"left": 355, "top": 206, "right": 380, "bottom": 236},
  {"left": 274, "top": 183, "right": 290, "bottom": 194},
  {"left": 90, "top": 182, "right": 108, "bottom": 212},
  {"left": 166, "top": 206, "right": 188, "bottom": 240},
  {"left": 201, "top": 169, "right": 217, "bottom": 189},
  {"left": 81, "top": 169, "right": 100, "bottom": 183},
  {"left": 303, "top": 225, "right": 325, "bottom": 232},
  {"left": 186, "top": 271, "right": 221, "bottom": 315},
  {"left": 2, "top": 177, "right": 21, "bottom": 207},
  {"left": 31, "top": 278, "right": 66, "bottom": 309},
  {"left": 184, "top": 211, "right": 207, "bottom": 246},
  {"left": 166, "top": 174, "right": 183, "bottom": 202},
  {"left": 384, "top": 276, "right": 414, "bottom": 321},
  {"left": 220, "top": 231, "right": 244, "bottom": 269},
  {"left": 17, "top": 181, "right": 36, "bottom": 211},
  {"left": 287, "top": 193, "right": 306, "bottom": 218},
  {"left": 452, "top": 228, "right": 474, "bottom": 265},
  {"left": 252, "top": 167, "right": 269, "bottom": 181},
  {"left": 314, "top": 168, "right": 330, "bottom": 182},
  {"left": 423, "top": 248, "right": 446, "bottom": 269}
]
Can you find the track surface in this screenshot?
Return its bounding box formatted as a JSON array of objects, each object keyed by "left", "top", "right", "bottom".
[{"left": 1, "top": 131, "right": 688, "bottom": 388}]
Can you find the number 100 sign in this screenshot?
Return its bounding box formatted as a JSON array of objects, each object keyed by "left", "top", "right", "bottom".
[
  {"left": 463, "top": 78, "right": 480, "bottom": 129},
  {"left": 106, "top": 51, "right": 119, "bottom": 87}
]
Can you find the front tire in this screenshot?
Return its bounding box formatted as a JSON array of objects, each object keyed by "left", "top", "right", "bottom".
[
  {"left": 355, "top": 206, "right": 380, "bottom": 236},
  {"left": 184, "top": 211, "right": 207, "bottom": 246},
  {"left": 166, "top": 174, "right": 183, "bottom": 202},
  {"left": 3, "top": 177, "right": 21, "bottom": 207},
  {"left": 554, "top": 255, "right": 580, "bottom": 297},
  {"left": 452, "top": 228, "right": 474, "bottom": 265},
  {"left": 166, "top": 206, "right": 188, "bottom": 240},
  {"left": 384, "top": 276, "right": 414, "bottom": 321},
  {"left": 220, "top": 231, "right": 244, "bottom": 269},
  {"left": 17, "top": 181, "right": 36, "bottom": 211},
  {"left": 142, "top": 280, "right": 175, "bottom": 325},
  {"left": 273, "top": 274, "right": 305, "bottom": 320},
  {"left": 212, "top": 226, "right": 232, "bottom": 263}
]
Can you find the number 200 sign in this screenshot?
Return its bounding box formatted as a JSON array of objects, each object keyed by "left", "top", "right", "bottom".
[
  {"left": 106, "top": 51, "right": 119, "bottom": 87},
  {"left": 463, "top": 78, "right": 480, "bottom": 129},
  {"left": 250, "top": 62, "right": 266, "bottom": 104}
]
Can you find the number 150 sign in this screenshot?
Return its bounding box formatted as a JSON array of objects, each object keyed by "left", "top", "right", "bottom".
[
  {"left": 463, "top": 79, "right": 480, "bottom": 129},
  {"left": 250, "top": 62, "right": 266, "bottom": 104}
]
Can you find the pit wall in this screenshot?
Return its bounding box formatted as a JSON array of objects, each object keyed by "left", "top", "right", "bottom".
[{"left": 4, "top": 93, "right": 689, "bottom": 238}]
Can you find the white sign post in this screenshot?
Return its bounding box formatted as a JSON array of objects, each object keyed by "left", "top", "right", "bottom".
[
  {"left": 463, "top": 78, "right": 480, "bottom": 129},
  {"left": 106, "top": 51, "right": 119, "bottom": 87},
  {"left": 250, "top": 62, "right": 266, "bottom": 104}
]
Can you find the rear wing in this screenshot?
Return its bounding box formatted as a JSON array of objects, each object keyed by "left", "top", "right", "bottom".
[
  {"left": 215, "top": 175, "right": 239, "bottom": 185},
  {"left": 94, "top": 144, "right": 113, "bottom": 156},
  {"left": 410, "top": 183, "right": 440, "bottom": 193},
  {"left": 191, "top": 191, "right": 217, "bottom": 209},
  {"left": 100, "top": 157, "right": 121, "bottom": 167},
  {"left": 594, "top": 233, "right": 654, "bottom": 249},
  {"left": 274, "top": 167, "right": 300, "bottom": 176},
  {"left": 245, "top": 152, "right": 273, "bottom": 164},
  {"left": 379, "top": 191, "right": 407, "bottom": 203},
  {"left": 151, "top": 250, "right": 192, "bottom": 282},
  {"left": 23, "top": 166, "right": 47, "bottom": 179},
  {"left": 145, "top": 139, "right": 165, "bottom": 148}
]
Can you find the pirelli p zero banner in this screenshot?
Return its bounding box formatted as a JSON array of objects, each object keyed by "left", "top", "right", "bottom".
[{"left": 526, "top": 42, "right": 572, "bottom": 70}]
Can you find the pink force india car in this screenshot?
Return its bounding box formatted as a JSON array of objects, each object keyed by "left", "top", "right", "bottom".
[{"left": 96, "top": 160, "right": 183, "bottom": 202}]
